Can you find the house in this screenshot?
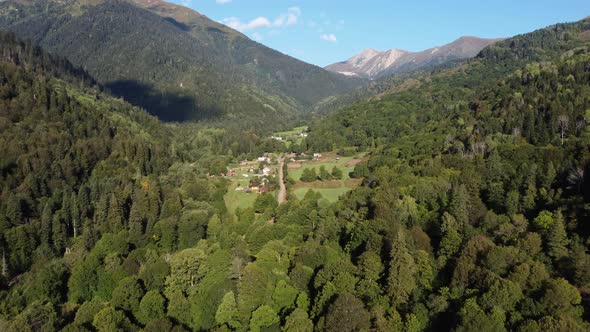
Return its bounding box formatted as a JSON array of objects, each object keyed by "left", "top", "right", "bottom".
[
  {"left": 262, "top": 167, "right": 271, "bottom": 176},
  {"left": 226, "top": 169, "right": 236, "bottom": 177},
  {"left": 299, "top": 133, "right": 308, "bottom": 138},
  {"left": 313, "top": 153, "right": 322, "bottom": 159},
  {"left": 271, "top": 136, "right": 283, "bottom": 141},
  {"left": 235, "top": 187, "right": 245, "bottom": 191},
  {"left": 250, "top": 185, "right": 260, "bottom": 192},
  {"left": 242, "top": 174, "right": 249, "bottom": 178}
]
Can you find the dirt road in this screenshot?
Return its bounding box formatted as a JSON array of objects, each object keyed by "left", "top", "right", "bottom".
[{"left": 277, "top": 157, "right": 287, "bottom": 205}]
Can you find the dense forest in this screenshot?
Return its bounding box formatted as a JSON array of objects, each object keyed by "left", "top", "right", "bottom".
[{"left": 1, "top": 9, "right": 590, "bottom": 332}]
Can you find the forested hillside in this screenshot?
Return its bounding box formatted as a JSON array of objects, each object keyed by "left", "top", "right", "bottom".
[
  {"left": 301, "top": 18, "right": 590, "bottom": 330},
  {"left": 0, "top": 0, "right": 363, "bottom": 124},
  {"left": 0, "top": 31, "right": 229, "bottom": 330}
]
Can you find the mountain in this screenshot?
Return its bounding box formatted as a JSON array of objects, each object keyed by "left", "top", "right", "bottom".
[
  {"left": 0, "top": 0, "right": 364, "bottom": 123},
  {"left": 2, "top": 13, "right": 590, "bottom": 332},
  {"left": 326, "top": 36, "right": 502, "bottom": 79}
]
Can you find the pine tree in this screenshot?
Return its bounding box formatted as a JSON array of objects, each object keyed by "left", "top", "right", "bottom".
[
  {"left": 301, "top": 168, "right": 318, "bottom": 182},
  {"left": 542, "top": 162, "right": 557, "bottom": 190},
  {"left": 51, "top": 214, "right": 66, "bottom": 253},
  {"left": 547, "top": 210, "right": 569, "bottom": 260},
  {"left": 95, "top": 195, "right": 109, "bottom": 227},
  {"left": 331, "top": 166, "right": 343, "bottom": 180},
  {"left": 40, "top": 202, "right": 53, "bottom": 247},
  {"left": 450, "top": 184, "right": 469, "bottom": 229},
  {"left": 5, "top": 194, "right": 24, "bottom": 225},
  {"left": 77, "top": 185, "right": 91, "bottom": 219},
  {"left": 216, "top": 291, "right": 241, "bottom": 329},
  {"left": 129, "top": 191, "right": 147, "bottom": 225},
  {"left": 521, "top": 164, "right": 538, "bottom": 212},
  {"left": 159, "top": 193, "right": 182, "bottom": 220},
  {"left": 319, "top": 166, "right": 332, "bottom": 181},
  {"left": 107, "top": 194, "right": 124, "bottom": 233},
  {"left": 387, "top": 229, "right": 417, "bottom": 307},
  {"left": 437, "top": 212, "right": 462, "bottom": 269}
]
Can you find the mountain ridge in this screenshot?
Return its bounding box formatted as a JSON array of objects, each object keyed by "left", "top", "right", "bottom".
[
  {"left": 326, "top": 36, "right": 503, "bottom": 79},
  {"left": 0, "top": 0, "right": 364, "bottom": 123}
]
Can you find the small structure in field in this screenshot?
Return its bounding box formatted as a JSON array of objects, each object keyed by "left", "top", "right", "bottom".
[{"left": 257, "top": 156, "right": 272, "bottom": 163}]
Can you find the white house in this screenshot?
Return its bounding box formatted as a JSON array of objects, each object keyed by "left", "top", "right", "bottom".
[
  {"left": 313, "top": 153, "right": 322, "bottom": 159},
  {"left": 263, "top": 167, "right": 271, "bottom": 176}
]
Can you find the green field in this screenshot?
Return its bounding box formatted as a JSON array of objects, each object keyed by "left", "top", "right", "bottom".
[
  {"left": 273, "top": 126, "right": 308, "bottom": 147},
  {"left": 224, "top": 189, "right": 257, "bottom": 213},
  {"left": 293, "top": 187, "right": 352, "bottom": 202},
  {"left": 223, "top": 165, "right": 256, "bottom": 213},
  {"left": 274, "top": 126, "right": 308, "bottom": 137}
]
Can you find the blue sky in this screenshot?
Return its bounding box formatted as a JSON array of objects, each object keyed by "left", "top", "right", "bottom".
[{"left": 170, "top": 0, "right": 590, "bottom": 67}]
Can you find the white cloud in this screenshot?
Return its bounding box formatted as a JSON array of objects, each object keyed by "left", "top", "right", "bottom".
[
  {"left": 222, "top": 16, "right": 272, "bottom": 31},
  {"left": 252, "top": 32, "right": 263, "bottom": 41},
  {"left": 216, "top": 0, "right": 232, "bottom": 4},
  {"left": 321, "top": 33, "right": 337, "bottom": 43},
  {"left": 221, "top": 7, "right": 301, "bottom": 32}
]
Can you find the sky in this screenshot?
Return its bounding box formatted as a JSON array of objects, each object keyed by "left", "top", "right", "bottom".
[{"left": 170, "top": 0, "right": 590, "bottom": 67}]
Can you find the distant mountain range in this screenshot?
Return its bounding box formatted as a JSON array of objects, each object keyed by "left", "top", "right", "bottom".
[
  {"left": 326, "top": 36, "right": 503, "bottom": 79},
  {"left": 0, "top": 0, "right": 363, "bottom": 123}
]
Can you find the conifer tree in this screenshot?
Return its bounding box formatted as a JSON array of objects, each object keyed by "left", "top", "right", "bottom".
[
  {"left": 547, "top": 210, "right": 569, "bottom": 260},
  {"left": 437, "top": 212, "right": 463, "bottom": 269},
  {"left": 216, "top": 291, "right": 241, "bottom": 329},
  {"left": 450, "top": 184, "right": 469, "bottom": 229},
  {"left": 387, "top": 229, "right": 417, "bottom": 306},
  {"left": 107, "top": 193, "right": 124, "bottom": 233}
]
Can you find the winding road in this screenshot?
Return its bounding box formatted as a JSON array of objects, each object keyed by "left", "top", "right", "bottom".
[{"left": 277, "top": 157, "right": 287, "bottom": 205}]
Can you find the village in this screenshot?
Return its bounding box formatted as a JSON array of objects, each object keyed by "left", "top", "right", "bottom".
[{"left": 223, "top": 125, "right": 367, "bottom": 213}]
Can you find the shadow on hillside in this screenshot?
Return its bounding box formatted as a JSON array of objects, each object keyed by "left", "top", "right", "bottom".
[
  {"left": 164, "top": 18, "right": 191, "bottom": 32},
  {"left": 104, "top": 80, "right": 223, "bottom": 122}
]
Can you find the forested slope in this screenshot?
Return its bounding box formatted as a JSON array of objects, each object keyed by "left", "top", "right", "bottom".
[
  {"left": 0, "top": 0, "right": 363, "bottom": 124},
  {"left": 299, "top": 17, "right": 590, "bottom": 330},
  {"left": 0, "top": 31, "right": 229, "bottom": 330}
]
